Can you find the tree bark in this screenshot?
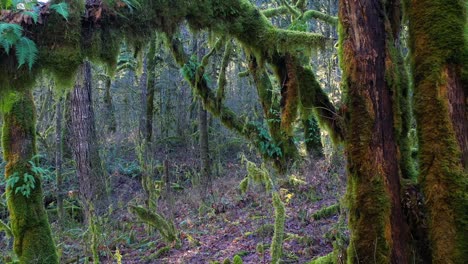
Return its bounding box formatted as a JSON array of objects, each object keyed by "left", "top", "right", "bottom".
[
  {"left": 70, "top": 61, "right": 108, "bottom": 216},
  {"left": 194, "top": 35, "right": 212, "bottom": 198},
  {"left": 406, "top": 0, "right": 468, "bottom": 262},
  {"left": 2, "top": 89, "right": 58, "bottom": 263},
  {"left": 146, "top": 38, "right": 159, "bottom": 143},
  {"left": 339, "top": 0, "right": 408, "bottom": 262}
]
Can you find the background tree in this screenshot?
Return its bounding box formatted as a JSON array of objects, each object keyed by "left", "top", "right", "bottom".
[{"left": 70, "top": 61, "right": 108, "bottom": 216}]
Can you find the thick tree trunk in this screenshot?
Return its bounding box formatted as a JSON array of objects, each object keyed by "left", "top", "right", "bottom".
[
  {"left": 70, "top": 61, "right": 108, "bottom": 215},
  {"left": 194, "top": 35, "right": 212, "bottom": 197},
  {"left": 146, "top": 38, "right": 158, "bottom": 143},
  {"left": 406, "top": 0, "right": 468, "bottom": 262},
  {"left": 339, "top": 0, "right": 408, "bottom": 263},
  {"left": 2, "top": 89, "right": 58, "bottom": 263}
]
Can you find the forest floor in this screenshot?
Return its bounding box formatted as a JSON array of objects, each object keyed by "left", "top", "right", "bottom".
[{"left": 0, "top": 156, "right": 347, "bottom": 264}]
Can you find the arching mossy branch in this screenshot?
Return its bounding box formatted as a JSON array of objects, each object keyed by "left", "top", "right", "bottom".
[
  {"left": 130, "top": 205, "right": 179, "bottom": 245},
  {"left": 279, "top": 0, "right": 301, "bottom": 18},
  {"left": 302, "top": 10, "right": 338, "bottom": 26},
  {"left": 262, "top": 6, "right": 289, "bottom": 18},
  {"left": 262, "top": 3, "right": 337, "bottom": 26},
  {"left": 167, "top": 36, "right": 265, "bottom": 153}
]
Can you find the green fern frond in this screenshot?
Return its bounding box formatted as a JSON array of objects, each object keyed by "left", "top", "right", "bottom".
[
  {"left": 0, "top": 22, "right": 23, "bottom": 54},
  {"left": 23, "top": 11, "right": 39, "bottom": 24},
  {"left": 15, "top": 36, "right": 38, "bottom": 70},
  {"left": 50, "top": 3, "right": 69, "bottom": 20}
]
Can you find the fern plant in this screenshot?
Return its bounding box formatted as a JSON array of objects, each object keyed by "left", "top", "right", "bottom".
[
  {"left": 3, "top": 156, "right": 51, "bottom": 198},
  {"left": 0, "top": 1, "right": 69, "bottom": 69}
]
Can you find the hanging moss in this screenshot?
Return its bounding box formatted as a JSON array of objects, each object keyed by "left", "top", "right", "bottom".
[
  {"left": 271, "top": 54, "right": 299, "bottom": 137},
  {"left": 405, "top": 0, "right": 468, "bottom": 262},
  {"left": 297, "top": 65, "right": 343, "bottom": 142},
  {"left": 2, "top": 89, "right": 58, "bottom": 263}
]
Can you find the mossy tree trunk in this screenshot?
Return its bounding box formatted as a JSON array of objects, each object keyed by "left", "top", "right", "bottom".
[
  {"left": 2, "top": 89, "right": 58, "bottom": 263},
  {"left": 339, "top": 0, "right": 409, "bottom": 262},
  {"left": 405, "top": 0, "right": 468, "bottom": 262},
  {"left": 145, "top": 38, "right": 159, "bottom": 143},
  {"left": 193, "top": 35, "right": 213, "bottom": 197},
  {"left": 70, "top": 61, "right": 108, "bottom": 216}
]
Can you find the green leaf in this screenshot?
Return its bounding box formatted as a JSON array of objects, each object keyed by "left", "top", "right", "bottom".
[
  {"left": 6, "top": 173, "right": 20, "bottom": 189},
  {"left": 15, "top": 36, "right": 38, "bottom": 70},
  {"left": 50, "top": 2, "right": 69, "bottom": 20}
]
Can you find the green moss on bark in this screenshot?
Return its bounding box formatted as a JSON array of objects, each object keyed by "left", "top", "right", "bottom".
[
  {"left": 271, "top": 192, "right": 285, "bottom": 264},
  {"left": 2, "top": 89, "right": 58, "bottom": 264},
  {"left": 405, "top": 0, "right": 468, "bottom": 262}
]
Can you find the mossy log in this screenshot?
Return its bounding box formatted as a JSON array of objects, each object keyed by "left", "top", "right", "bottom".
[{"left": 312, "top": 203, "right": 339, "bottom": 221}]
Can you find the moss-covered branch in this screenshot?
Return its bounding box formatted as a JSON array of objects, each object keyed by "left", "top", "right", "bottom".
[
  {"left": 262, "top": 6, "right": 289, "bottom": 18},
  {"left": 279, "top": 0, "right": 301, "bottom": 18},
  {"left": 167, "top": 36, "right": 263, "bottom": 148},
  {"left": 130, "top": 205, "right": 179, "bottom": 244},
  {"left": 0, "top": 219, "right": 12, "bottom": 237},
  {"left": 312, "top": 203, "right": 339, "bottom": 220},
  {"left": 302, "top": 10, "right": 338, "bottom": 26},
  {"left": 216, "top": 40, "right": 233, "bottom": 105}
]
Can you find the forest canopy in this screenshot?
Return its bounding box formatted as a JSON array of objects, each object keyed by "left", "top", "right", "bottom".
[{"left": 0, "top": 0, "right": 467, "bottom": 263}]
